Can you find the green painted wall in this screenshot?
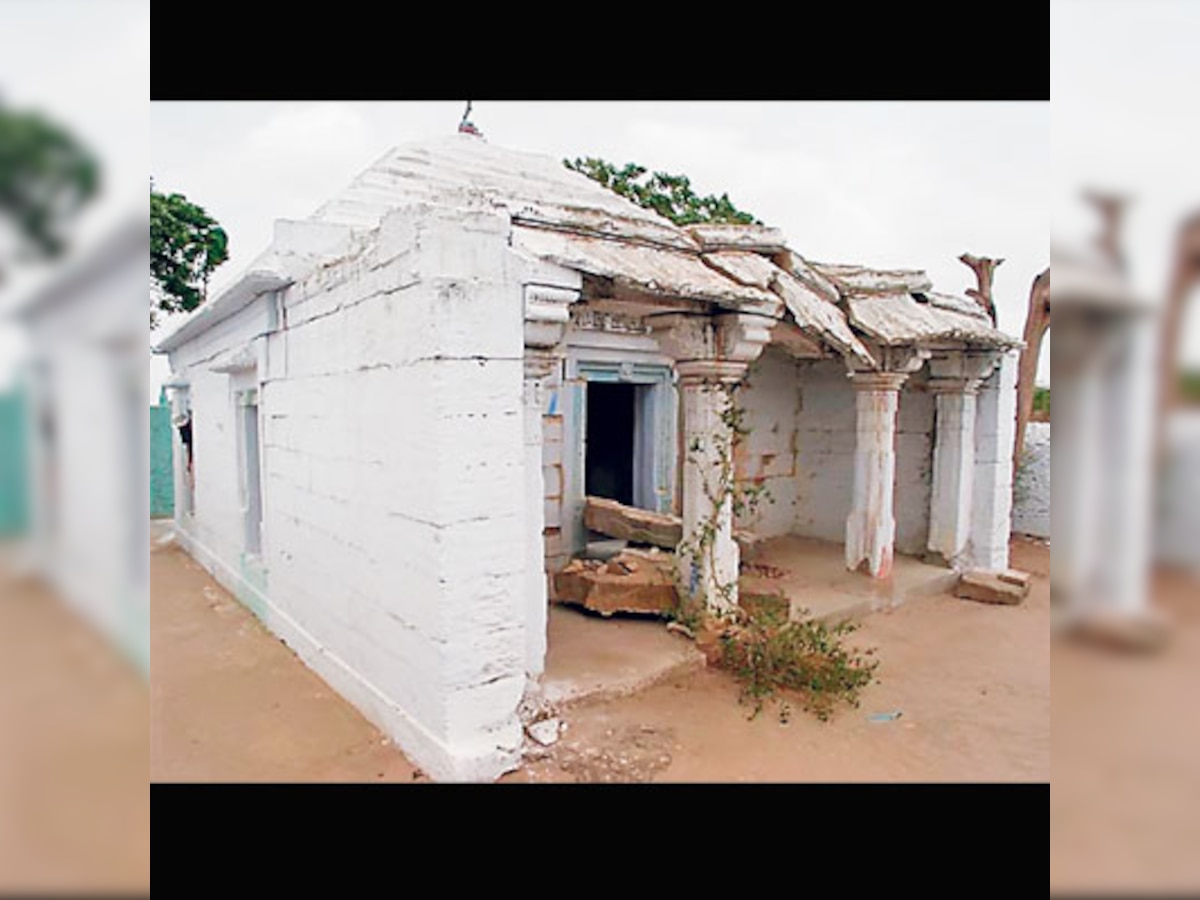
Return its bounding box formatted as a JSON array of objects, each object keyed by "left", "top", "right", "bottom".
[
  {"left": 0, "top": 389, "right": 29, "bottom": 537},
  {"left": 150, "top": 400, "right": 174, "bottom": 519}
]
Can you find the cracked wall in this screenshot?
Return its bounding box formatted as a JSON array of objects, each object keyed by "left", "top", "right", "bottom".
[{"left": 167, "top": 203, "right": 532, "bottom": 781}]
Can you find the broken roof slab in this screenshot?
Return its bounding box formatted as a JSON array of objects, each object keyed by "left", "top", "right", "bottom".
[
  {"left": 701, "top": 249, "right": 874, "bottom": 367},
  {"left": 844, "top": 291, "right": 1022, "bottom": 349},
  {"left": 511, "top": 224, "right": 781, "bottom": 314},
  {"left": 808, "top": 262, "right": 935, "bottom": 295},
  {"left": 686, "top": 223, "right": 789, "bottom": 254}
]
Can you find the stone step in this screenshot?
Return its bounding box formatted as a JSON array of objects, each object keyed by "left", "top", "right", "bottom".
[{"left": 955, "top": 568, "right": 1031, "bottom": 605}]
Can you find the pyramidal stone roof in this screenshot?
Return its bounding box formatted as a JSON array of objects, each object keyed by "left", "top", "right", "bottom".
[
  {"left": 309, "top": 134, "right": 696, "bottom": 251},
  {"left": 155, "top": 133, "right": 1021, "bottom": 358}
]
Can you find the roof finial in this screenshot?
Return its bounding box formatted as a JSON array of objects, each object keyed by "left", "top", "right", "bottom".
[{"left": 458, "top": 100, "right": 483, "bottom": 139}]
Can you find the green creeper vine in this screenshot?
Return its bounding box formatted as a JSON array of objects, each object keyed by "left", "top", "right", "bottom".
[
  {"left": 670, "top": 380, "right": 772, "bottom": 629},
  {"left": 664, "top": 380, "right": 880, "bottom": 723}
]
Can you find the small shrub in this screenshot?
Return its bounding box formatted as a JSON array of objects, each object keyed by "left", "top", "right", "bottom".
[
  {"left": 716, "top": 593, "right": 879, "bottom": 723},
  {"left": 664, "top": 592, "right": 706, "bottom": 634}
]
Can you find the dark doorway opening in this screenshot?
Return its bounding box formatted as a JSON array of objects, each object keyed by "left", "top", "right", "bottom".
[{"left": 586, "top": 382, "right": 635, "bottom": 507}]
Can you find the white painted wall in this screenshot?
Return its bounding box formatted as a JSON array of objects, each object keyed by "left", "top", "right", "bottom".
[
  {"left": 21, "top": 224, "right": 149, "bottom": 675},
  {"left": 1012, "top": 421, "right": 1050, "bottom": 539},
  {"left": 1013, "top": 409, "right": 1200, "bottom": 569},
  {"left": 792, "top": 359, "right": 856, "bottom": 543},
  {"left": 733, "top": 345, "right": 802, "bottom": 538},
  {"left": 789, "top": 357, "right": 934, "bottom": 555},
  {"left": 1156, "top": 411, "right": 1200, "bottom": 571},
  {"left": 894, "top": 371, "right": 936, "bottom": 557},
  {"left": 167, "top": 202, "right": 533, "bottom": 782}
]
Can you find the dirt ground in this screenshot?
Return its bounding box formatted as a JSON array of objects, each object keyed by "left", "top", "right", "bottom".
[
  {"left": 0, "top": 561, "right": 150, "bottom": 894},
  {"left": 1050, "top": 565, "right": 1200, "bottom": 894},
  {"left": 151, "top": 541, "right": 421, "bottom": 782},
  {"left": 151, "top": 534, "right": 1050, "bottom": 784},
  {"left": 509, "top": 536, "right": 1049, "bottom": 783}
]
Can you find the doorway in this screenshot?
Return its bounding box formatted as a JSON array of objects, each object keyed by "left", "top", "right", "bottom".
[
  {"left": 563, "top": 360, "right": 676, "bottom": 560},
  {"left": 585, "top": 382, "right": 636, "bottom": 506}
]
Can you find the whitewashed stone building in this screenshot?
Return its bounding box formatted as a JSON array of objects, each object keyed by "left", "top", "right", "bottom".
[
  {"left": 13, "top": 214, "right": 150, "bottom": 674},
  {"left": 154, "top": 134, "right": 1023, "bottom": 781},
  {"left": 1050, "top": 242, "right": 1161, "bottom": 623}
]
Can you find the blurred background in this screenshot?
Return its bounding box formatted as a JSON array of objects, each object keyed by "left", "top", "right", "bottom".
[
  {"left": 0, "top": 0, "right": 149, "bottom": 894},
  {"left": 0, "top": 0, "right": 1196, "bottom": 889},
  {"left": 1051, "top": 0, "right": 1200, "bottom": 893}
]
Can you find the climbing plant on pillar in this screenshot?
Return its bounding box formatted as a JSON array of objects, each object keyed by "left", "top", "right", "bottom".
[
  {"left": 668, "top": 380, "right": 880, "bottom": 724},
  {"left": 671, "top": 380, "right": 771, "bottom": 628}
]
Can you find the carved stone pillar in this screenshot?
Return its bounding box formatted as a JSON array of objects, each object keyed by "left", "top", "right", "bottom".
[
  {"left": 845, "top": 350, "right": 927, "bottom": 578},
  {"left": 649, "top": 312, "right": 773, "bottom": 613},
  {"left": 926, "top": 352, "right": 1000, "bottom": 569}
]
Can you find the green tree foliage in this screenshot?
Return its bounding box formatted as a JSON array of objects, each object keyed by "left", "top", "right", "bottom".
[
  {"left": 1182, "top": 370, "right": 1200, "bottom": 405},
  {"left": 1033, "top": 386, "right": 1051, "bottom": 418},
  {"left": 150, "top": 187, "right": 229, "bottom": 321},
  {"left": 0, "top": 103, "right": 100, "bottom": 281},
  {"left": 564, "top": 157, "right": 761, "bottom": 227}
]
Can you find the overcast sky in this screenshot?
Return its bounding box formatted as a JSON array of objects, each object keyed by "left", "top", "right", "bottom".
[
  {"left": 0, "top": 0, "right": 148, "bottom": 388},
  {"left": 1052, "top": 0, "right": 1200, "bottom": 362},
  {"left": 12, "top": 0, "right": 1200, "bottom": 399}
]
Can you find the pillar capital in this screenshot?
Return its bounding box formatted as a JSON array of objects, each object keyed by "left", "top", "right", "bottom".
[
  {"left": 713, "top": 312, "right": 776, "bottom": 365},
  {"left": 848, "top": 371, "right": 910, "bottom": 393},
  {"left": 648, "top": 311, "right": 774, "bottom": 376},
  {"left": 845, "top": 345, "right": 929, "bottom": 388},
  {"left": 926, "top": 376, "right": 981, "bottom": 396},
  {"left": 524, "top": 284, "right": 579, "bottom": 351},
  {"left": 927, "top": 351, "right": 1000, "bottom": 395},
  {"left": 675, "top": 359, "right": 749, "bottom": 387}
]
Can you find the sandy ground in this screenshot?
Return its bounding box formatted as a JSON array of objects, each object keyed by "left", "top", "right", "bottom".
[
  {"left": 1050, "top": 565, "right": 1200, "bottom": 894},
  {"left": 510, "top": 537, "right": 1050, "bottom": 782},
  {"left": 0, "top": 559, "right": 150, "bottom": 894},
  {"left": 151, "top": 534, "right": 1050, "bottom": 784},
  {"left": 151, "top": 540, "right": 421, "bottom": 782}
]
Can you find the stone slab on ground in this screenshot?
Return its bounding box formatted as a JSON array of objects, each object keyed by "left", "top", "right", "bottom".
[
  {"left": 955, "top": 569, "right": 1031, "bottom": 605},
  {"left": 553, "top": 550, "right": 679, "bottom": 616},
  {"left": 583, "top": 495, "right": 762, "bottom": 557},
  {"left": 997, "top": 569, "right": 1032, "bottom": 590},
  {"left": 584, "top": 496, "right": 681, "bottom": 548},
  {"left": 1061, "top": 610, "right": 1171, "bottom": 655}
]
